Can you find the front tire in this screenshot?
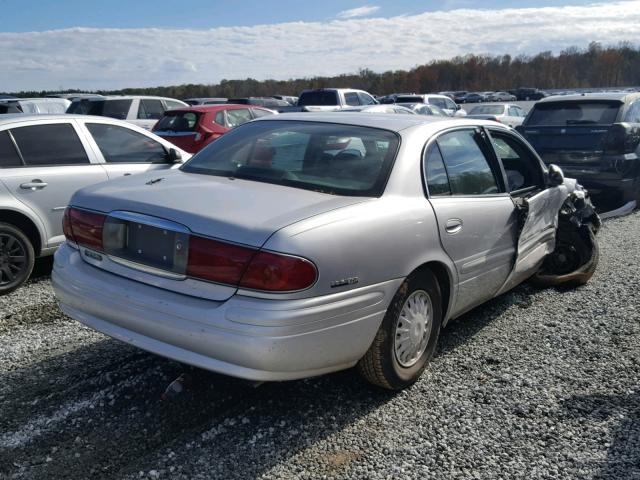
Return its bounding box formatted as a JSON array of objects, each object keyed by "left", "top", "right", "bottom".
[
  {"left": 0, "top": 223, "right": 35, "bottom": 295},
  {"left": 358, "top": 270, "right": 442, "bottom": 390}
]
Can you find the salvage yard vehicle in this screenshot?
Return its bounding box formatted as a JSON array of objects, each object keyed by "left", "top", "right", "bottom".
[
  {"left": 152, "top": 104, "right": 277, "bottom": 153},
  {"left": 467, "top": 103, "right": 527, "bottom": 127},
  {"left": 339, "top": 105, "right": 417, "bottom": 114},
  {"left": 0, "top": 114, "right": 190, "bottom": 294},
  {"left": 67, "top": 95, "right": 188, "bottom": 131},
  {"left": 396, "top": 103, "right": 448, "bottom": 117},
  {"left": 392, "top": 94, "right": 466, "bottom": 117},
  {"left": 53, "top": 113, "right": 600, "bottom": 390},
  {"left": 517, "top": 92, "right": 640, "bottom": 212},
  {"left": 0, "top": 97, "right": 70, "bottom": 114},
  {"left": 277, "top": 88, "right": 378, "bottom": 113}
]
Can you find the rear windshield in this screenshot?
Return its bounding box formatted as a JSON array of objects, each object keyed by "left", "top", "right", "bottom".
[
  {"left": 395, "top": 96, "right": 423, "bottom": 103},
  {"left": 155, "top": 111, "right": 201, "bottom": 132},
  {"left": 67, "top": 99, "right": 133, "bottom": 120},
  {"left": 181, "top": 120, "right": 399, "bottom": 197},
  {"left": 527, "top": 101, "right": 621, "bottom": 126},
  {"left": 298, "top": 91, "right": 339, "bottom": 106},
  {"left": 470, "top": 105, "right": 504, "bottom": 115}
]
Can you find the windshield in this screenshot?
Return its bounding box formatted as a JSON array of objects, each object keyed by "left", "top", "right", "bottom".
[
  {"left": 67, "top": 99, "right": 133, "bottom": 119},
  {"left": 155, "top": 111, "right": 201, "bottom": 132},
  {"left": 181, "top": 120, "right": 400, "bottom": 196},
  {"left": 298, "top": 91, "right": 339, "bottom": 106},
  {"left": 527, "top": 101, "right": 621, "bottom": 126},
  {"left": 470, "top": 105, "right": 504, "bottom": 115}
]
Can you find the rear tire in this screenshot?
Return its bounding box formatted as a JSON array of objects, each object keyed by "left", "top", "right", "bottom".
[
  {"left": 357, "top": 270, "right": 442, "bottom": 390},
  {"left": 0, "top": 223, "right": 35, "bottom": 295}
]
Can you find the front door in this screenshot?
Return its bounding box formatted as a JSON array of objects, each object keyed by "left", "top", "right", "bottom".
[
  {"left": 424, "top": 128, "right": 519, "bottom": 316},
  {"left": 0, "top": 122, "right": 108, "bottom": 248}
]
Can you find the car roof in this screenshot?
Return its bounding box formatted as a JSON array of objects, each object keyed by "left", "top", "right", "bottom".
[
  {"left": 70, "top": 95, "right": 185, "bottom": 102},
  {"left": 0, "top": 113, "right": 139, "bottom": 126},
  {"left": 256, "top": 112, "right": 504, "bottom": 133},
  {"left": 165, "top": 104, "right": 269, "bottom": 113},
  {"left": 537, "top": 92, "right": 640, "bottom": 104}
]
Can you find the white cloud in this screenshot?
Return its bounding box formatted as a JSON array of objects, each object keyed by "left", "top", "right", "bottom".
[
  {"left": 336, "top": 5, "right": 381, "bottom": 19},
  {"left": 0, "top": 1, "right": 639, "bottom": 91}
]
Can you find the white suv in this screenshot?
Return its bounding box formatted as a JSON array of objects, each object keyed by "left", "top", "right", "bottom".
[
  {"left": 0, "top": 114, "right": 190, "bottom": 294},
  {"left": 393, "top": 94, "right": 467, "bottom": 117},
  {"left": 67, "top": 95, "right": 188, "bottom": 130}
]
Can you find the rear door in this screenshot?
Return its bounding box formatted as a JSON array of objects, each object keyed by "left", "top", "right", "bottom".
[
  {"left": 424, "top": 127, "right": 518, "bottom": 316},
  {"left": 0, "top": 120, "right": 108, "bottom": 248},
  {"left": 83, "top": 122, "right": 175, "bottom": 178}
]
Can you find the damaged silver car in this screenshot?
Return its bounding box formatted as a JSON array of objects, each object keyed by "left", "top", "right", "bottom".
[{"left": 52, "top": 114, "right": 600, "bottom": 390}]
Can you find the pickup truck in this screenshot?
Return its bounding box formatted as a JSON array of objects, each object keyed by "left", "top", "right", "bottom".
[{"left": 277, "top": 88, "right": 378, "bottom": 113}]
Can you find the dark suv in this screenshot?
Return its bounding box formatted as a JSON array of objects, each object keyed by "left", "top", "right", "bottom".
[
  {"left": 513, "top": 88, "right": 547, "bottom": 101},
  {"left": 517, "top": 93, "right": 640, "bottom": 211}
]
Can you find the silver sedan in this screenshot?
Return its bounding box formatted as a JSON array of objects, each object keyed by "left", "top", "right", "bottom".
[{"left": 52, "top": 113, "right": 600, "bottom": 390}]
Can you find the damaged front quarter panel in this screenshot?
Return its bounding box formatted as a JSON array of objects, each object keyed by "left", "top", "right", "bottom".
[{"left": 532, "top": 181, "right": 601, "bottom": 287}]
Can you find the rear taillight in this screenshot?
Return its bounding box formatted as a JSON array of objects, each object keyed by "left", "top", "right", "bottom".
[
  {"left": 186, "top": 236, "right": 255, "bottom": 285},
  {"left": 186, "top": 235, "right": 317, "bottom": 292},
  {"left": 602, "top": 123, "right": 640, "bottom": 155},
  {"left": 239, "top": 251, "right": 317, "bottom": 292},
  {"left": 65, "top": 207, "right": 106, "bottom": 251}
]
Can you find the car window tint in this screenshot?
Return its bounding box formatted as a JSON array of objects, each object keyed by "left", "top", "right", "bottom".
[
  {"left": 436, "top": 130, "right": 498, "bottom": 195},
  {"left": 445, "top": 99, "right": 457, "bottom": 110},
  {"left": 252, "top": 108, "right": 273, "bottom": 119},
  {"left": 428, "top": 98, "right": 446, "bottom": 109},
  {"left": 625, "top": 101, "right": 640, "bottom": 123},
  {"left": 164, "top": 100, "right": 184, "bottom": 110},
  {"left": 11, "top": 124, "right": 89, "bottom": 166},
  {"left": 358, "top": 92, "right": 376, "bottom": 105},
  {"left": 155, "top": 112, "right": 200, "bottom": 132},
  {"left": 87, "top": 123, "right": 167, "bottom": 163},
  {"left": 527, "top": 101, "right": 621, "bottom": 125},
  {"left": 344, "top": 92, "right": 361, "bottom": 106},
  {"left": 0, "top": 131, "right": 23, "bottom": 167},
  {"left": 181, "top": 121, "right": 399, "bottom": 197},
  {"left": 68, "top": 99, "right": 132, "bottom": 119},
  {"left": 214, "top": 111, "right": 226, "bottom": 126},
  {"left": 137, "top": 99, "right": 166, "bottom": 120},
  {"left": 226, "top": 109, "right": 252, "bottom": 128},
  {"left": 424, "top": 143, "right": 451, "bottom": 196},
  {"left": 490, "top": 132, "right": 543, "bottom": 192}
]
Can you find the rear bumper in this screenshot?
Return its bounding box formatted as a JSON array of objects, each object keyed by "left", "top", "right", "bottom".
[{"left": 52, "top": 244, "right": 400, "bottom": 381}]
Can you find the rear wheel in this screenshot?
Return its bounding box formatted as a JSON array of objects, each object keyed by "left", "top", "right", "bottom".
[
  {"left": 358, "top": 270, "right": 442, "bottom": 390},
  {"left": 0, "top": 223, "right": 35, "bottom": 295}
]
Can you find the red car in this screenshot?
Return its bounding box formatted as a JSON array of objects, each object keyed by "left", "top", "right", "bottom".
[{"left": 152, "top": 104, "right": 276, "bottom": 153}]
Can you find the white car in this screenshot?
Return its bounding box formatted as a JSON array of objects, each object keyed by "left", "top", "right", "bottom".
[
  {"left": 67, "top": 95, "right": 188, "bottom": 131},
  {"left": 393, "top": 94, "right": 467, "bottom": 117},
  {"left": 0, "top": 114, "right": 190, "bottom": 293},
  {"left": 0, "top": 97, "right": 71, "bottom": 114},
  {"left": 466, "top": 103, "right": 527, "bottom": 127}
]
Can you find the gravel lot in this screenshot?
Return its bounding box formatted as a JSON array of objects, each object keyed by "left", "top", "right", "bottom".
[{"left": 0, "top": 212, "right": 638, "bottom": 480}]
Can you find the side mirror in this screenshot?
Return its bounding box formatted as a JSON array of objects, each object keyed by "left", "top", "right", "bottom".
[
  {"left": 167, "top": 147, "right": 183, "bottom": 163},
  {"left": 456, "top": 104, "right": 462, "bottom": 110},
  {"left": 547, "top": 164, "right": 565, "bottom": 187}
]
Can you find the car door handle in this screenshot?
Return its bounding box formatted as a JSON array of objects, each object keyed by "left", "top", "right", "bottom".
[
  {"left": 123, "top": 173, "right": 132, "bottom": 176},
  {"left": 445, "top": 218, "right": 463, "bottom": 234},
  {"left": 20, "top": 180, "right": 48, "bottom": 190}
]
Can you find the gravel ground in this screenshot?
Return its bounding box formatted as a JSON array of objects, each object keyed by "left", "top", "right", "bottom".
[{"left": 0, "top": 213, "right": 638, "bottom": 480}]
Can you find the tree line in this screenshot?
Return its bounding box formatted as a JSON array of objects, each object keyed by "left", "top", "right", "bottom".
[{"left": 7, "top": 42, "right": 640, "bottom": 99}]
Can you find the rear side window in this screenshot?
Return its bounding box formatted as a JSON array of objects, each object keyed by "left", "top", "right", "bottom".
[
  {"left": 137, "top": 99, "right": 166, "bottom": 120},
  {"left": 428, "top": 98, "right": 446, "bottom": 109},
  {"left": 214, "top": 111, "right": 226, "bottom": 126},
  {"left": 527, "top": 101, "right": 621, "bottom": 126},
  {"left": 624, "top": 101, "right": 640, "bottom": 123},
  {"left": 226, "top": 109, "right": 252, "bottom": 128},
  {"left": 424, "top": 143, "right": 451, "bottom": 196},
  {"left": 155, "top": 112, "right": 200, "bottom": 132},
  {"left": 436, "top": 130, "right": 499, "bottom": 195},
  {"left": 164, "top": 100, "right": 185, "bottom": 110},
  {"left": 298, "top": 91, "right": 339, "bottom": 106},
  {"left": 87, "top": 123, "right": 167, "bottom": 164},
  {"left": 0, "top": 131, "right": 23, "bottom": 167},
  {"left": 68, "top": 99, "right": 132, "bottom": 120},
  {"left": 251, "top": 108, "right": 273, "bottom": 119},
  {"left": 11, "top": 124, "right": 89, "bottom": 166}
]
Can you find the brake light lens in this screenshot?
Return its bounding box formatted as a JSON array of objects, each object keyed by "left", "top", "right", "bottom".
[
  {"left": 186, "top": 236, "right": 255, "bottom": 285},
  {"left": 65, "top": 207, "right": 106, "bottom": 251},
  {"left": 186, "top": 235, "right": 317, "bottom": 292},
  {"left": 239, "top": 251, "right": 317, "bottom": 292}
]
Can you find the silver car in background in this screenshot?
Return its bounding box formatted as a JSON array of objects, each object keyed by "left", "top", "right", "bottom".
[
  {"left": 52, "top": 113, "right": 600, "bottom": 390},
  {"left": 0, "top": 114, "right": 190, "bottom": 294},
  {"left": 466, "top": 103, "right": 528, "bottom": 127}
]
